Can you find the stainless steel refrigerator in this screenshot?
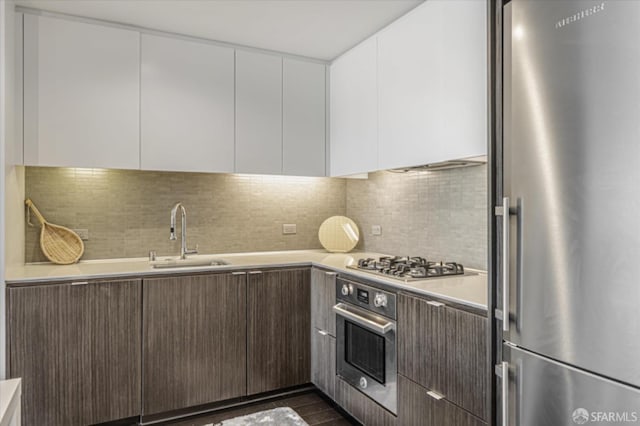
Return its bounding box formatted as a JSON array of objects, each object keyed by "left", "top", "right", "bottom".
[{"left": 500, "top": 1, "right": 640, "bottom": 424}]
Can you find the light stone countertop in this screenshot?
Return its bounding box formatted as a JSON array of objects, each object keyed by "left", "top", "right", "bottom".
[
  {"left": 0, "top": 378, "right": 21, "bottom": 426},
  {"left": 5, "top": 250, "right": 488, "bottom": 311}
]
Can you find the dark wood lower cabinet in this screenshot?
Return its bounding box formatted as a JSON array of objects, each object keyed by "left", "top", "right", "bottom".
[
  {"left": 7, "top": 265, "right": 486, "bottom": 426},
  {"left": 398, "top": 375, "right": 486, "bottom": 426},
  {"left": 142, "top": 272, "right": 247, "bottom": 415},
  {"left": 247, "top": 268, "right": 311, "bottom": 395},
  {"left": 398, "top": 292, "right": 446, "bottom": 394},
  {"left": 398, "top": 292, "right": 488, "bottom": 421},
  {"left": 311, "top": 327, "right": 336, "bottom": 399},
  {"left": 335, "top": 377, "right": 397, "bottom": 426},
  {"left": 8, "top": 279, "right": 141, "bottom": 426},
  {"left": 445, "top": 306, "right": 488, "bottom": 420},
  {"left": 310, "top": 267, "right": 336, "bottom": 335}
]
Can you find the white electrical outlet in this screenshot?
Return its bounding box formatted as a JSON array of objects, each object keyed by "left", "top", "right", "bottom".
[
  {"left": 371, "top": 225, "right": 382, "bottom": 236},
  {"left": 283, "top": 224, "right": 297, "bottom": 234},
  {"left": 74, "top": 229, "right": 89, "bottom": 240}
]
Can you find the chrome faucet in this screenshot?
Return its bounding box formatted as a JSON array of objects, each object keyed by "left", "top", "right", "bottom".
[{"left": 170, "top": 202, "right": 198, "bottom": 259}]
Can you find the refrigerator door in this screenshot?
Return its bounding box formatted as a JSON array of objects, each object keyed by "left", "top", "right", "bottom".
[
  {"left": 502, "top": 344, "right": 640, "bottom": 426},
  {"left": 503, "top": 0, "right": 640, "bottom": 387}
]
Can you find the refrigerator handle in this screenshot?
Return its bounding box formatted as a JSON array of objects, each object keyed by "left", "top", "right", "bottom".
[
  {"left": 497, "top": 361, "right": 509, "bottom": 426},
  {"left": 495, "top": 196, "right": 511, "bottom": 332}
]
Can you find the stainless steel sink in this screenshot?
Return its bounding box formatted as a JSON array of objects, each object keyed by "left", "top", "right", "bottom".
[{"left": 150, "top": 255, "right": 230, "bottom": 269}]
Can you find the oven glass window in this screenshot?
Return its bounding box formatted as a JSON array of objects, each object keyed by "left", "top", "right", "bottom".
[{"left": 345, "top": 321, "right": 386, "bottom": 384}]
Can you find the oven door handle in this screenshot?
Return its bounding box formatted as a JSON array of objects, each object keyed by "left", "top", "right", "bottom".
[{"left": 333, "top": 303, "right": 396, "bottom": 334}]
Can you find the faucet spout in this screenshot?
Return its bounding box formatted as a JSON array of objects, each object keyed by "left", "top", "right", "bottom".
[{"left": 169, "top": 202, "right": 198, "bottom": 259}]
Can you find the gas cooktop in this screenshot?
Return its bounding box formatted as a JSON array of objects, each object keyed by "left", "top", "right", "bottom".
[{"left": 347, "top": 256, "right": 465, "bottom": 282}]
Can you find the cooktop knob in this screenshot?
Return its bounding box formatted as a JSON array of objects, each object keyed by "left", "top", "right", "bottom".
[
  {"left": 359, "top": 377, "right": 368, "bottom": 389},
  {"left": 341, "top": 283, "right": 353, "bottom": 296},
  {"left": 374, "top": 293, "right": 388, "bottom": 308}
]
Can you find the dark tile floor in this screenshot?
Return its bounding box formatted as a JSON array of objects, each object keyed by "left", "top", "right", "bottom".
[{"left": 161, "top": 391, "right": 359, "bottom": 426}]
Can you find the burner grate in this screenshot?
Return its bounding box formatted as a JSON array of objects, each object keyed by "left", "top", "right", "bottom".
[{"left": 352, "top": 256, "right": 464, "bottom": 281}]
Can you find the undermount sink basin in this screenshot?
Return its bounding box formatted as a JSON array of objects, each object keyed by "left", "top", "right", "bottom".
[{"left": 150, "top": 256, "right": 230, "bottom": 269}]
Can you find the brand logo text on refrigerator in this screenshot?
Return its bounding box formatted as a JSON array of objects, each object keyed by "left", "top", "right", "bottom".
[{"left": 556, "top": 3, "right": 605, "bottom": 29}]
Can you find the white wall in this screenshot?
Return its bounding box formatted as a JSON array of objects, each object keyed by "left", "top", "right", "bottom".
[{"left": 1, "top": 0, "right": 18, "bottom": 380}]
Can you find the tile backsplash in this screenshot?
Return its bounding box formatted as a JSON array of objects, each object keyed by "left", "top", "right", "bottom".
[
  {"left": 24, "top": 165, "right": 487, "bottom": 269},
  {"left": 25, "top": 168, "right": 347, "bottom": 262},
  {"left": 346, "top": 165, "right": 488, "bottom": 270}
]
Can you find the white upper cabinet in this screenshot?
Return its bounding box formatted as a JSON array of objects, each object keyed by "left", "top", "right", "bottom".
[
  {"left": 235, "top": 51, "right": 283, "bottom": 175},
  {"left": 19, "top": 14, "right": 331, "bottom": 176},
  {"left": 140, "top": 34, "right": 234, "bottom": 173},
  {"left": 282, "top": 59, "right": 326, "bottom": 177},
  {"left": 23, "top": 14, "right": 140, "bottom": 169},
  {"left": 439, "top": 0, "right": 487, "bottom": 161},
  {"left": 377, "top": 0, "right": 487, "bottom": 170},
  {"left": 329, "top": 37, "right": 378, "bottom": 177}
]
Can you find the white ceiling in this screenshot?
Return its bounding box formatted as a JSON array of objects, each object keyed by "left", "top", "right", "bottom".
[{"left": 14, "top": 0, "right": 424, "bottom": 61}]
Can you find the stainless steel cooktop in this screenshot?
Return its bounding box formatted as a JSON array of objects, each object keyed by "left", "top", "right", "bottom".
[{"left": 348, "top": 256, "right": 465, "bottom": 282}]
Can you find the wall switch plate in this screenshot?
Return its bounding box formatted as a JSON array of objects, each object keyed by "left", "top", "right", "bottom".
[
  {"left": 74, "top": 229, "right": 89, "bottom": 240},
  {"left": 371, "top": 225, "right": 382, "bottom": 236},
  {"left": 283, "top": 224, "right": 297, "bottom": 235}
]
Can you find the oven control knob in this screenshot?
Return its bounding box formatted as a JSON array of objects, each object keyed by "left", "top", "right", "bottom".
[
  {"left": 374, "top": 293, "right": 388, "bottom": 308},
  {"left": 341, "top": 284, "right": 353, "bottom": 296},
  {"left": 359, "top": 377, "right": 368, "bottom": 389}
]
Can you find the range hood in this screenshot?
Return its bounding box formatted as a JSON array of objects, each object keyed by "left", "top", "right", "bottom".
[{"left": 387, "top": 156, "right": 487, "bottom": 173}]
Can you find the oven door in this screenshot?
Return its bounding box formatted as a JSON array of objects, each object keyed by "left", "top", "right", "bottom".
[{"left": 334, "top": 302, "right": 397, "bottom": 414}]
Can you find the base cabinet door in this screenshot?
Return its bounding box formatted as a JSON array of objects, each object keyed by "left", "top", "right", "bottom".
[
  {"left": 398, "top": 293, "right": 488, "bottom": 421},
  {"left": 8, "top": 279, "right": 141, "bottom": 426},
  {"left": 398, "top": 293, "right": 446, "bottom": 394},
  {"left": 143, "top": 273, "right": 247, "bottom": 415},
  {"left": 444, "top": 306, "right": 488, "bottom": 420},
  {"left": 398, "top": 375, "right": 486, "bottom": 426},
  {"left": 247, "top": 268, "right": 311, "bottom": 394},
  {"left": 335, "top": 377, "right": 397, "bottom": 426},
  {"left": 310, "top": 268, "right": 336, "bottom": 335},
  {"left": 311, "top": 328, "right": 336, "bottom": 399}
]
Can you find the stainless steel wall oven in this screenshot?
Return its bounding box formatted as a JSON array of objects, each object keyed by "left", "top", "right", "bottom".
[{"left": 333, "top": 277, "right": 397, "bottom": 414}]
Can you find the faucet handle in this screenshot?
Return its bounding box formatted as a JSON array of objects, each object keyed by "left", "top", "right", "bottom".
[{"left": 149, "top": 250, "right": 157, "bottom": 261}]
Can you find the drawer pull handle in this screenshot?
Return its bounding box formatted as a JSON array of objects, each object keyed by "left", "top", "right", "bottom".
[
  {"left": 317, "top": 330, "right": 329, "bottom": 336},
  {"left": 426, "top": 390, "right": 444, "bottom": 400},
  {"left": 71, "top": 281, "right": 89, "bottom": 286},
  {"left": 426, "top": 301, "right": 445, "bottom": 307},
  {"left": 248, "top": 271, "right": 263, "bottom": 275},
  {"left": 231, "top": 271, "right": 246, "bottom": 276}
]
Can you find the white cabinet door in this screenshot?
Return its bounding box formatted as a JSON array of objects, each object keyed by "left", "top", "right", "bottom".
[
  {"left": 141, "top": 34, "right": 234, "bottom": 173},
  {"left": 23, "top": 15, "right": 140, "bottom": 169},
  {"left": 282, "top": 59, "right": 326, "bottom": 177},
  {"left": 235, "top": 51, "right": 282, "bottom": 175},
  {"left": 329, "top": 37, "right": 378, "bottom": 177},
  {"left": 378, "top": 0, "right": 486, "bottom": 170},
  {"left": 439, "top": 0, "right": 487, "bottom": 162}
]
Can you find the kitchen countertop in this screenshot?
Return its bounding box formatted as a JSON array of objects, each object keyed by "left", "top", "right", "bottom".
[
  {"left": 0, "top": 378, "right": 21, "bottom": 426},
  {"left": 5, "top": 250, "right": 488, "bottom": 311}
]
